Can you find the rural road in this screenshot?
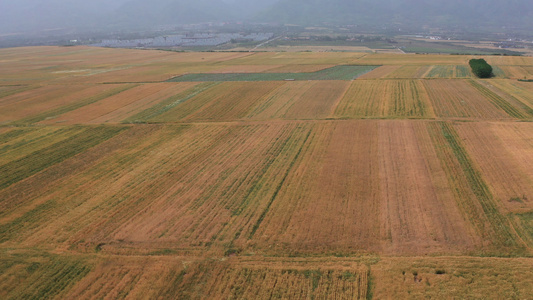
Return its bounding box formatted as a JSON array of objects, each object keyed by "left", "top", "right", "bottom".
[{"left": 251, "top": 35, "right": 283, "bottom": 51}]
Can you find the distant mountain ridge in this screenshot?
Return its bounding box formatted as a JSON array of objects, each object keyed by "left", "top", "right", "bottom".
[
  {"left": 1, "top": 0, "right": 532, "bottom": 34},
  {"left": 258, "top": 0, "right": 533, "bottom": 28},
  {"left": 111, "top": 0, "right": 233, "bottom": 28},
  {"left": 0, "top": 0, "right": 261, "bottom": 34}
]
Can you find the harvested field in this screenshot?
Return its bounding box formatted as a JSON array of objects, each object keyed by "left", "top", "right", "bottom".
[
  {"left": 280, "top": 81, "right": 350, "bottom": 119},
  {"left": 1, "top": 46, "right": 533, "bottom": 298},
  {"left": 0, "top": 46, "right": 252, "bottom": 85},
  {"left": 0, "top": 84, "right": 132, "bottom": 124},
  {"left": 484, "top": 56, "right": 533, "bottom": 66},
  {"left": 168, "top": 65, "right": 378, "bottom": 82},
  {"left": 357, "top": 54, "right": 469, "bottom": 65},
  {"left": 524, "top": 66, "right": 533, "bottom": 76},
  {"left": 373, "top": 257, "right": 533, "bottom": 299},
  {"left": 264, "top": 64, "right": 336, "bottom": 73},
  {"left": 497, "top": 66, "right": 532, "bottom": 79},
  {"left": 454, "top": 122, "right": 533, "bottom": 213},
  {"left": 154, "top": 82, "right": 283, "bottom": 122},
  {"left": 334, "top": 80, "right": 434, "bottom": 118},
  {"left": 425, "top": 65, "right": 472, "bottom": 78},
  {"left": 87, "top": 83, "right": 199, "bottom": 124},
  {"left": 423, "top": 79, "right": 514, "bottom": 119},
  {"left": 0, "top": 85, "right": 37, "bottom": 99},
  {"left": 489, "top": 79, "right": 533, "bottom": 110},
  {"left": 426, "top": 122, "right": 524, "bottom": 253},
  {"left": 250, "top": 121, "right": 480, "bottom": 256},
  {"left": 356, "top": 65, "right": 401, "bottom": 79},
  {"left": 3, "top": 251, "right": 532, "bottom": 299},
  {"left": 385, "top": 65, "right": 430, "bottom": 78},
  {"left": 41, "top": 84, "right": 201, "bottom": 124},
  {"left": 0, "top": 126, "right": 124, "bottom": 193},
  {"left": 245, "top": 81, "right": 350, "bottom": 120},
  {"left": 205, "top": 64, "right": 281, "bottom": 73},
  {"left": 472, "top": 80, "right": 533, "bottom": 119},
  {"left": 221, "top": 51, "right": 367, "bottom": 65},
  {"left": 3, "top": 121, "right": 515, "bottom": 256},
  {"left": 0, "top": 123, "right": 313, "bottom": 252},
  {"left": 0, "top": 126, "right": 84, "bottom": 164},
  {"left": 0, "top": 251, "right": 92, "bottom": 299},
  {"left": 1, "top": 252, "right": 373, "bottom": 300},
  {"left": 245, "top": 81, "right": 318, "bottom": 120}
]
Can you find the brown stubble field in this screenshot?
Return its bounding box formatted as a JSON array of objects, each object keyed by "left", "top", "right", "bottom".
[{"left": 1, "top": 46, "right": 533, "bottom": 299}]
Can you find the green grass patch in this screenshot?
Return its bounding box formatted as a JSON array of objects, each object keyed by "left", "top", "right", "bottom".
[{"left": 167, "top": 65, "right": 379, "bottom": 82}]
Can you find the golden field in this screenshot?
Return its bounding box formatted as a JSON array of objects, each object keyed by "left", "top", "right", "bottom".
[{"left": 1, "top": 46, "right": 533, "bottom": 299}]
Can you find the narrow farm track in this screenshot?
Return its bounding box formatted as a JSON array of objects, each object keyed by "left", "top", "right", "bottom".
[{"left": 0, "top": 46, "right": 532, "bottom": 299}]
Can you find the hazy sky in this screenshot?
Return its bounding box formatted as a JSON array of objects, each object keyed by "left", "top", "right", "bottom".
[
  {"left": 1, "top": 0, "right": 532, "bottom": 35},
  {"left": 0, "top": 0, "right": 279, "bottom": 34}
]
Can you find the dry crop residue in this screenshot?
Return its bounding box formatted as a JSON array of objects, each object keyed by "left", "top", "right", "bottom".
[{"left": 334, "top": 80, "right": 434, "bottom": 118}]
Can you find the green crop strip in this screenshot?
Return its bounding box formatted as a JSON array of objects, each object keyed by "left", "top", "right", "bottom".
[{"left": 0, "top": 126, "right": 126, "bottom": 190}]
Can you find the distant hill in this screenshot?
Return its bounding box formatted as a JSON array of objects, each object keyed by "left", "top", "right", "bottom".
[
  {"left": 111, "top": 0, "right": 234, "bottom": 28},
  {"left": 258, "top": 0, "right": 533, "bottom": 28},
  {"left": 1, "top": 0, "right": 532, "bottom": 35},
  {"left": 0, "top": 0, "right": 245, "bottom": 34},
  {"left": 0, "top": 0, "right": 129, "bottom": 33}
]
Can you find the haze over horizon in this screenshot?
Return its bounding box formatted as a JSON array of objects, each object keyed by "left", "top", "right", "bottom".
[{"left": 0, "top": 0, "right": 532, "bottom": 35}]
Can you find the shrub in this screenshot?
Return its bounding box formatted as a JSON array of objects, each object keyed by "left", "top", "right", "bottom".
[{"left": 469, "top": 59, "right": 493, "bottom": 78}]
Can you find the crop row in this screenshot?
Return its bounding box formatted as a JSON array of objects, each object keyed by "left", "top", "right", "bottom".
[
  {"left": 468, "top": 80, "right": 531, "bottom": 119},
  {"left": 0, "top": 252, "right": 91, "bottom": 300},
  {"left": 427, "top": 122, "right": 524, "bottom": 253},
  {"left": 12, "top": 84, "right": 137, "bottom": 125},
  {"left": 1, "top": 121, "right": 529, "bottom": 257},
  {"left": 0, "top": 126, "right": 125, "bottom": 191},
  {"left": 423, "top": 79, "right": 511, "bottom": 119},
  {"left": 334, "top": 80, "right": 433, "bottom": 118}
]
